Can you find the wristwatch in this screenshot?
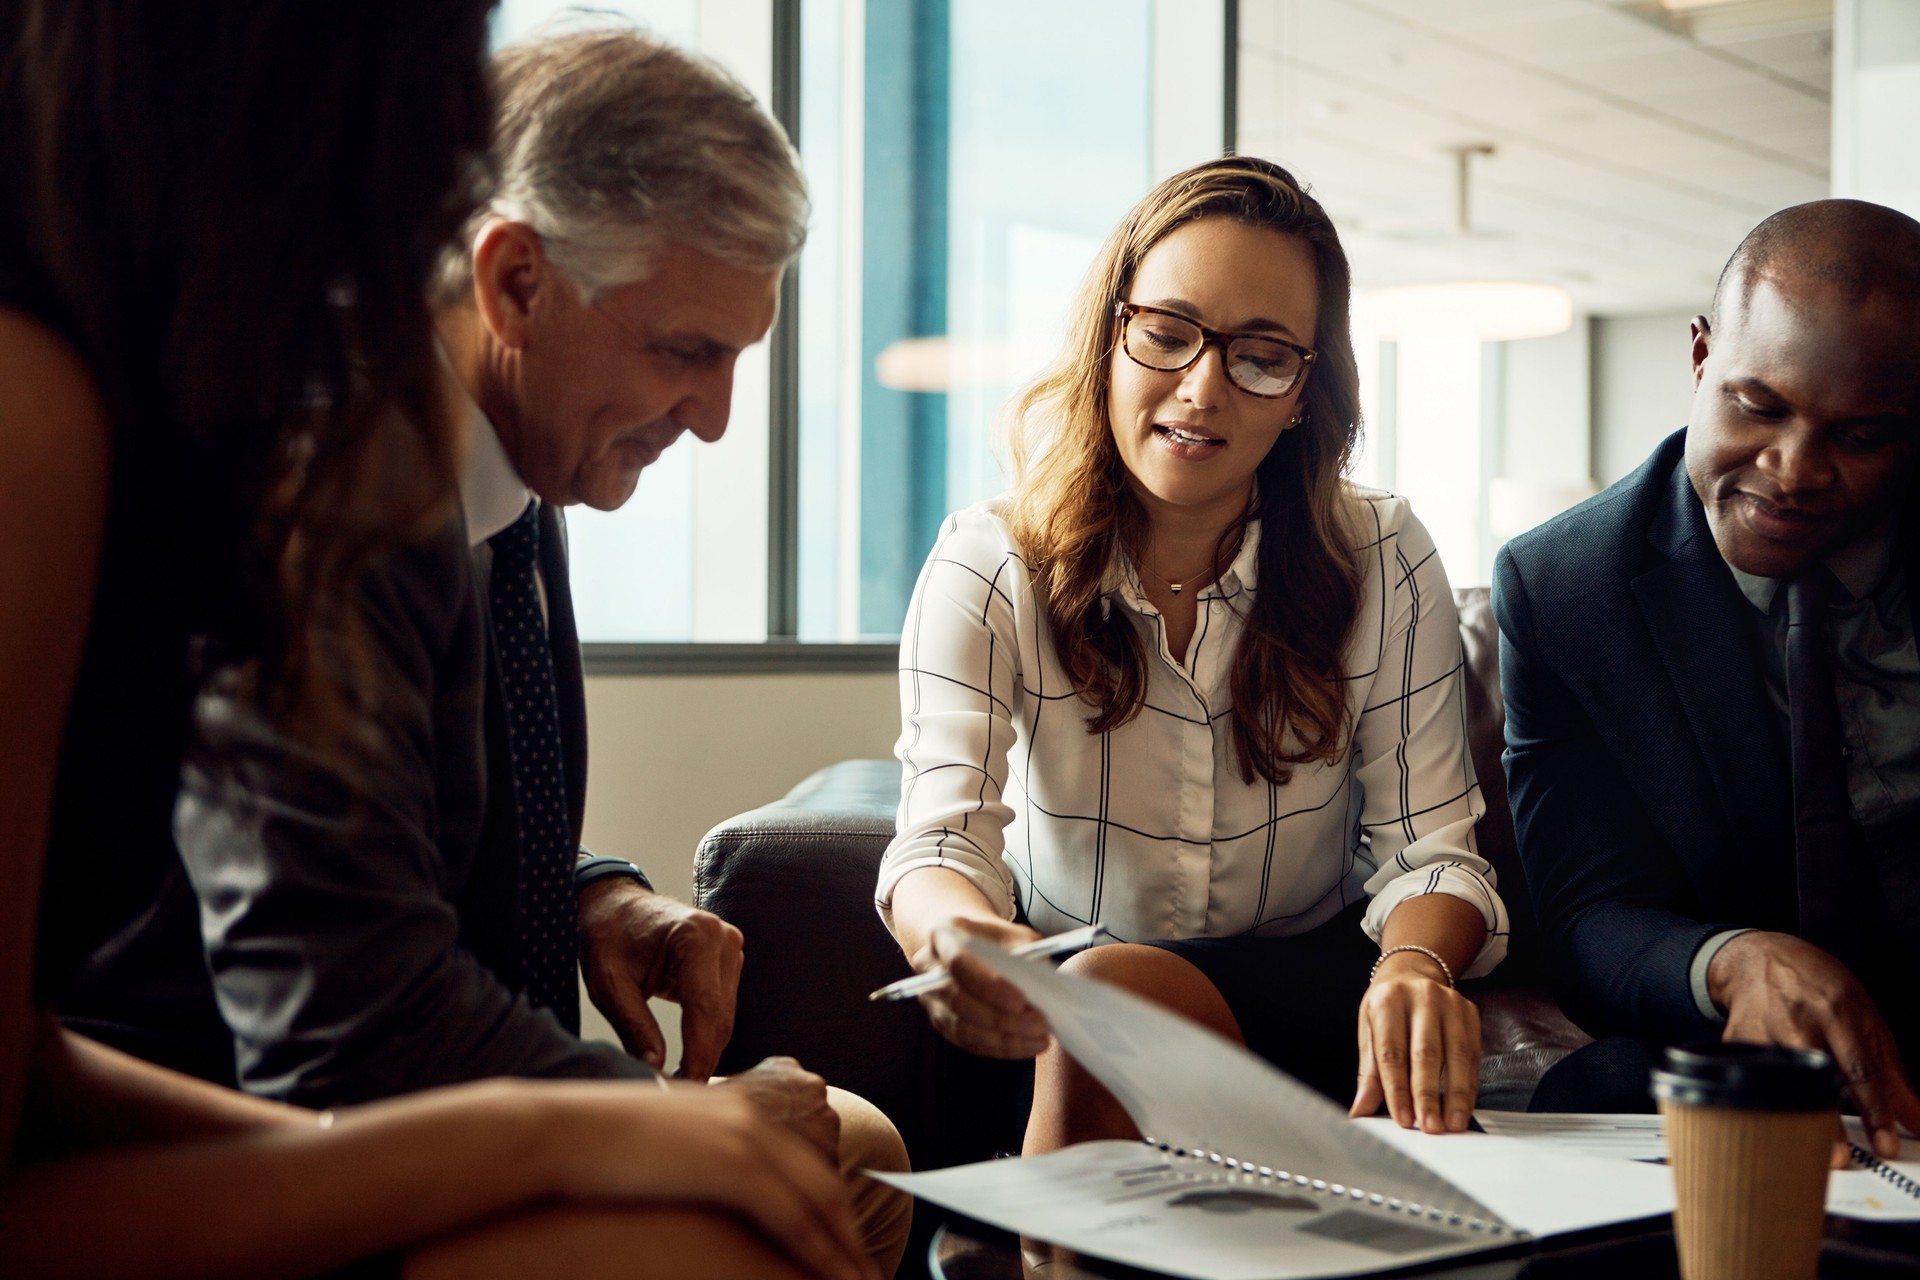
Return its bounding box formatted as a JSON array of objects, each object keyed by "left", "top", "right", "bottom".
[{"left": 573, "top": 854, "right": 653, "bottom": 894}]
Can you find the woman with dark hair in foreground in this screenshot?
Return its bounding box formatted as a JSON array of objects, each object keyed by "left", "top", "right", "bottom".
[
  {"left": 879, "top": 157, "right": 1508, "bottom": 1152},
  {"left": 0, "top": 4, "right": 869, "bottom": 1276}
]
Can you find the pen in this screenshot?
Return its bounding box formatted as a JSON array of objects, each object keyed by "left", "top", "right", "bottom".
[{"left": 868, "top": 922, "right": 1109, "bottom": 1002}]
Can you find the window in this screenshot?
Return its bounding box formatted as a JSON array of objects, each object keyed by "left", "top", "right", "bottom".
[
  {"left": 795, "top": 0, "right": 1231, "bottom": 639},
  {"left": 493, "top": 0, "right": 1229, "bottom": 659},
  {"left": 493, "top": 0, "right": 778, "bottom": 647},
  {"left": 492, "top": 1, "right": 1838, "bottom": 651}
]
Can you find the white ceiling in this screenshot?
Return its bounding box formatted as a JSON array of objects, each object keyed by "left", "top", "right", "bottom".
[{"left": 1235, "top": 0, "right": 1834, "bottom": 315}]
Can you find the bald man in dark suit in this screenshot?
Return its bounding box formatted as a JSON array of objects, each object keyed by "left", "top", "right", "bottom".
[{"left": 1495, "top": 199, "right": 1920, "bottom": 1161}]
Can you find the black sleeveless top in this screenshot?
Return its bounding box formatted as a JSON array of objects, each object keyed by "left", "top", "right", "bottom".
[{"left": 2, "top": 238, "right": 229, "bottom": 1076}]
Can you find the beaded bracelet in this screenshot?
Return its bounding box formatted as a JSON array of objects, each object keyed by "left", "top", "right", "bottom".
[{"left": 1370, "top": 944, "right": 1455, "bottom": 988}]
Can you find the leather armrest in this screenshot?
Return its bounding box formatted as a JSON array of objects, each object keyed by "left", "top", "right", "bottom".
[{"left": 695, "top": 760, "right": 1027, "bottom": 1169}]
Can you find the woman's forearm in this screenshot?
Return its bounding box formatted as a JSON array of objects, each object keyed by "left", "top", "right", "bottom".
[
  {"left": 887, "top": 866, "right": 1006, "bottom": 958},
  {"left": 21, "top": 1025, "right": 306, "bottom": 1161},
  {"left": 1377, "top": 893, "right": 1487, "bottom": 983},
  {"left": 0, "top": 1077, "right": 561, "bottom": 1280}
]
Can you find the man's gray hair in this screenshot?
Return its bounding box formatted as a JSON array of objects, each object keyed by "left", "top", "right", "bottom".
[{"left": 435, "top": 25, "right": 809, "bottom": 305}]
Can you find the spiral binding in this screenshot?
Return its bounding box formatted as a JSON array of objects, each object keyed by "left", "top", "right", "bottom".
[
  {"left": 1848, "top": 1144, "right": 1920, "bottom": 1200},
  {"left": 1142, "top": 1138, "right": 1514, "bottom": 1238}
]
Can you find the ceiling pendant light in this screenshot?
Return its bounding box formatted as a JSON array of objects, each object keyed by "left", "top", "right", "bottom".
[
  {"left": 1356, "top": 280, "right": 1574, "bottom": 342},
  {"left": 1358, "top": 143, "right": 1574, "bottom": 342}
]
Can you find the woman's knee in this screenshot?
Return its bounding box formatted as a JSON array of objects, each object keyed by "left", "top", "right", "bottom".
[
  {"left": 1057, "top": 941, "right": 1195, "bottom": 992},
  {"left": 1057, "top": 943, "right": 1241, "bottom": 1041}
]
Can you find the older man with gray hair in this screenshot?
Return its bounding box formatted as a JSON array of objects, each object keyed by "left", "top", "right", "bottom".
[{"left": 166, "top": 27, "right": 910, "bottom": 1279}]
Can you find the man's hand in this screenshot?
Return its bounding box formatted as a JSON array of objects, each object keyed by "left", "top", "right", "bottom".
[
  {"left": 1711, "top": 930, "right": 1920, "bottom": 1162},
  {"left": 714, "top": 1056, "right": 840, "bottom": 1162},
  {"left": 577, "top": 877, "right": 743, "bottom": 1079},
  {"left": 534, "top": 1078, "right": 874, "bottom": 1280}
]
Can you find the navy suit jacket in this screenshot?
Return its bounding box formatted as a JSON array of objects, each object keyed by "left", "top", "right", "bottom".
[{"left": 1493, "top": 428, "right": 1920, "bottom": 1045}]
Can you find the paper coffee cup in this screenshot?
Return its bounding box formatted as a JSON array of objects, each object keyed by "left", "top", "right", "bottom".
[{"left": 1652, "top": 1043, "right": 1842, "bottom": 1280}]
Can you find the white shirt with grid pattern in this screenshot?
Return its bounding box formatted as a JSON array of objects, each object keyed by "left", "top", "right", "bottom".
[{"left": 876, "top": 487, "right": 1510, "bottom": 976}]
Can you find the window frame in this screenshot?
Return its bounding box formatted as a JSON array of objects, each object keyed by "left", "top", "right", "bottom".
[{"left": 581, "top": 0, "right": 1241, "bottom": 676}]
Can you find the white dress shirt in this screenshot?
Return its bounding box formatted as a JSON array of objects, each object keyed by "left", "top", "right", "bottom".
[
  {"left": 877, "top": 487, "right": 1510, "bottom": 976},
  {"left": 453, "top": 377, "right": 561, "bottom": 625},
  {"left": 458, "top": 388, "right": 533, "bottom": 548}
]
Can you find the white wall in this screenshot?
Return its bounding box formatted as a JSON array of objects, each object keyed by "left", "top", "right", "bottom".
[
  {"left": 1499, "top": 324, "right": 1590, "bottom": 484},
  {"left": 1485, "top": 323, "right": 1597, "bottom": 552},
  {"left": 1590, "top": 312, "right": 1699, "bottom": 487},
  {"left": 1834, "top": 0, "right": 1920, "bottom": 218},
  {"left": 1376, "top": 322, "right": 1596, "bottom": 588},
  {"left": 575, "top": 670, "right": 901, "bottom": 1060}
]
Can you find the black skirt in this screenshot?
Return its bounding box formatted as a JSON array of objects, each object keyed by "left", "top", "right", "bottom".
[{"left": 1147, "top": 899, "right": 1377, "bottom": 1105}]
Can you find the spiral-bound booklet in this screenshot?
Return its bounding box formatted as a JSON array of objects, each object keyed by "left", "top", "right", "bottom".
[{"left": 873, "top": 938, "right": 1673, "bottom": 1280}]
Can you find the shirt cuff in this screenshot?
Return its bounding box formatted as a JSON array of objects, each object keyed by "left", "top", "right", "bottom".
[
  {"left": 574, "top": 855, "right": 652, "bottom": 894},
  {"left": 875, "top": 853, "right": 1018, "bottom": 933},
  {"left": 1689, "top": 929, "right": 1755, "bottom": 1023},
  {"left": 1360, "top": 866, "right": 1510, "bottom": 981}
]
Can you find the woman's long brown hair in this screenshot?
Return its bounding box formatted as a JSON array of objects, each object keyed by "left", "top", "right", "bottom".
[
  {"left": 10, "top": 0, "right": 495, "bottom": 749},
  {"left": 1005, "top": 156, "right": 1365, "bottom": 785}
]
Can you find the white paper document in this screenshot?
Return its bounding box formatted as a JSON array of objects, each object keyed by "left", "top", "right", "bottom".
[
  {"left": 1472, "top": 1110, "right": 1668, "bottom": 1162},
  {"left": 1474, "top": 1111, "right": 1920, "bottom": 1223},
  {"left": 1352, "top": 1120, "right": 1673, "bottom": 1238},
  {"left": 1829, "top": 1119, "right": 1920, "bottom": 1222},
  {"left": 874, "top": 941, "right": 1673, "bottom": 1280},
  {"left": 886, "top": 1142, "right": 1507, "bottom": 1280}
]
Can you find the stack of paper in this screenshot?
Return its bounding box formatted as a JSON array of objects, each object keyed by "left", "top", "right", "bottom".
[{"left": 1476, "top": 1110, "right": 1920, "bottom": 1224}]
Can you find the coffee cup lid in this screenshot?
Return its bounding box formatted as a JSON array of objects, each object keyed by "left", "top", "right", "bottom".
[{"left": 1650, "top": 1042, "right": 1843, "bottom": 1112}]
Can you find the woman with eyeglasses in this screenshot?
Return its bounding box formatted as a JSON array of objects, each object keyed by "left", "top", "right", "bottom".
[{"left": 878, "top": 156, "right": 1508, "bottom": 1153}]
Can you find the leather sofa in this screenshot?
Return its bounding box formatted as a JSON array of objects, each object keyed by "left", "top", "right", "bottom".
[{"left": 694, "top": 587, "right": 1590, "bottom": 1266}]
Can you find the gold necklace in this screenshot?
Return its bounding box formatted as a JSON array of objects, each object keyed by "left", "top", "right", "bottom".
[{"left": 1151, "top": 540, "right": 1240, "bottom": 597}]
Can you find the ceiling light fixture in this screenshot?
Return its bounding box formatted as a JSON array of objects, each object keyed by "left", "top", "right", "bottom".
[
  {"left": 1358, "top": 144, "right": 1574, "bottom": 343},
  {"left": 1356, "top": 281, "right": 1574, "bottom": 343},
  {"left": 873, "top": 335, "right": 1054, "bottom": 393}
]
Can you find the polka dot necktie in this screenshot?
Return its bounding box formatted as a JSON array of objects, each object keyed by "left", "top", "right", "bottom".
[{"left": 489, "top": 502, "right": 579, "bottom": 1029}]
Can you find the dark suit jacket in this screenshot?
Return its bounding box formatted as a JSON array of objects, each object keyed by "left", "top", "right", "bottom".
[
  {"left": 175, "top": 508, "right": 651, "bottom": 1104},
  {"left": 1493, "top": 428, "right": 1920, "bottom": 1047}
]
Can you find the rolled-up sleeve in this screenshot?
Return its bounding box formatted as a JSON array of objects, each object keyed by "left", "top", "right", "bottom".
[
  {"left": 1351, "top": 503, "right": 1509, "bottom": 978},
  {"left": 876, "top": 513, "right": 1027, "bottom": 928}
]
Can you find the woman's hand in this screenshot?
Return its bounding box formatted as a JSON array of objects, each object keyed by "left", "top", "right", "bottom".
[
  {"left": 1350, "top": 950, "right": 1481, "bottom": 1134},
  {"left": 535, "top": 1081, "right": 877, "bottom": 1280},
  {"left": 913, "top": 916, "right": 1050, "bottom": 1059}
]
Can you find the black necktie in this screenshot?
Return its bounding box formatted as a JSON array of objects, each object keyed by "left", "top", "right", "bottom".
[
  {"left": 1784, "top": 570, "right": 1857, "bottom": 967},
  {"left": 489, "top": 502, "right": 579, "bottom": 1029}
]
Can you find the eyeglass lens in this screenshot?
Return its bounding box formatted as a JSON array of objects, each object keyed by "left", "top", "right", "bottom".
[{"left": 1122, "top": 310, "right": 1304, "bottom": 397}]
